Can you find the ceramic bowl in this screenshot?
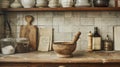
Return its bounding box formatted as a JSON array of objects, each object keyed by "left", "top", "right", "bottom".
[{"left": 53, "top": 42, "right": 76, "bottom": 58}]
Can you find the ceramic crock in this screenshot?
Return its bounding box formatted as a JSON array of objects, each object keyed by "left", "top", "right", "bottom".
[
  {"left": 10, "top": 0, "right": 22, "bottom": 8},
  {"left": 75, "top": 0, "right": 91, "bottom": 7},
  {"left": 93, "top": 0, "right": 110, "bottom": 7},
  {"left": 21, "top": 0, "right": 35, "bottom": 8},
  {"left": 60, "top": 0, "right": 74, "bottom": 7},
  {"left": 36, "top": 0, "right": 48, "bottom": 8},
  {"left": 48, "top": 0, "right": 59, "bottom": 8}
]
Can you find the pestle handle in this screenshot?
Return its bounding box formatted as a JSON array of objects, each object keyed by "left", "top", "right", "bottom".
[{"left": 72, "top": 32, "right": 81, "bottom": 44}]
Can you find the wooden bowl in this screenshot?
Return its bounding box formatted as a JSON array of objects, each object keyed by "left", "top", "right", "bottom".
[{"left": 53, "top": 42, "right": 76, "bottom": 58}]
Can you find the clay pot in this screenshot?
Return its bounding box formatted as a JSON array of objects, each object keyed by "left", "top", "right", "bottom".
[
  {"left": 93, "top": 0, "right": 110, "bottom": 7},
  {"left": 21, "top": 0, "right": 35, "bottom": 8},
  {"left": 53, "top": 42, "right": 76, "bottom": 58}
]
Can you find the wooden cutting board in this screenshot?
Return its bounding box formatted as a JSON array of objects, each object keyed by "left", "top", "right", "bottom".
[{"left": 20, "top": 15, "right": 37, "bottom": 51}]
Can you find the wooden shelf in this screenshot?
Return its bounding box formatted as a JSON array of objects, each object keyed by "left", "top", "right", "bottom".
[{"left": 1, "top": 7, "right": 120, "bottom": 12}]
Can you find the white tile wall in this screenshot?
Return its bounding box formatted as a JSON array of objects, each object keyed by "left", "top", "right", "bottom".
[{"left": 7, "top": 11, "right": 120, "bottom": 51}]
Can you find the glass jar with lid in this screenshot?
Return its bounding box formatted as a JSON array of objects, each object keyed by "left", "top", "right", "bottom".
[
  {"left": 0, "top": 38, "right": 16, "bottom": 55},
  {"left": 15, "top": 38, "right": 29, "bottom": 53}
]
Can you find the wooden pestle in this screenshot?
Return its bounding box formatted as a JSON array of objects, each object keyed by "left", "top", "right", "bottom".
[{"left": 71, "top": 32, "right": 81, "bottom": 44}]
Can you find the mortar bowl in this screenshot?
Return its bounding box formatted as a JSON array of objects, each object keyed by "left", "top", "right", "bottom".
[{"left": 53, "top": 42, "right": 76, "bottom": 58}]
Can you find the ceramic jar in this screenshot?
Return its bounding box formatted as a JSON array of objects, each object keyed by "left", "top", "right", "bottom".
[
  {"left": 36, "top": 0, "right": 48, "bottom": 8},
  {"left": 21, "top": 0, "right": 35, "bottom": 8},
  {"left": 48, "top": 0, "right": 59, "bottom": 8},
  {"left": 10, "top": 0, "right": 22, "bottom": 8},
  {"left": 93, "top": 0, "right": 110, "bottom": 7},
  {"left": 75, "top": 0, "right": 91, "bottom": 7},
  {"left": 109, "top": 0, "right": 115, "bottom": 7},
  {"left": 1, "top": 0, "right": 10, "bottom": 8},
  {"left": 60, "top": 0, "right": 74, "bottom": 7}
]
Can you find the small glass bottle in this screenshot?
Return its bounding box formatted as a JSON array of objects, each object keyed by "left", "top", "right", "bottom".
[
  {"left": 92, "top": 27, "right": 101, "bottom": 51},
  {"left": 104, "top": 35, "right": 113, "bottom": 51}
]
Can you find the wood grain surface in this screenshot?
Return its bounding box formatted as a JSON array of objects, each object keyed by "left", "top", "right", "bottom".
[{"left": 20, "top": 15, "right": 37, "bottom": 51}]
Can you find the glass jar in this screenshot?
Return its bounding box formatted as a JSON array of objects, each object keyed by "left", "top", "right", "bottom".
[
  {"left": 0, "top": 38, "right": 16, "bottom": 55},
  {"left": 15, "top": 38, "right": 29, "bottom": 53}
]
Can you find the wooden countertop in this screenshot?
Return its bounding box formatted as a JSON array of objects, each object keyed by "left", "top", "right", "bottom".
[{"left": 0, "top": 51, "right": 120, "bottom": 63}]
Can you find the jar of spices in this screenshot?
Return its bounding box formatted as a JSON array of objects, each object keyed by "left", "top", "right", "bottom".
[{"left": 104, "top": 35, "right": 113, "bottom": 51}]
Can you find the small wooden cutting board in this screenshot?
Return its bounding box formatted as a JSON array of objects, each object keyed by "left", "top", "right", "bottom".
[{"left": 20, "top": 15, "right": 37, "bottom": 51}]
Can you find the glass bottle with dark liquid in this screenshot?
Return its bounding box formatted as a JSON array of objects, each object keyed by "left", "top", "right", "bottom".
[{"left": 92, "top": 27, "right": 101, "bottom": 51}]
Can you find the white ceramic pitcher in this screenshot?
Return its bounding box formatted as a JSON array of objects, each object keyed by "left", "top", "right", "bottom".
[
  {"left": 48, "top": 0, "right": 59, "bottom": 8},
  {"left": 21, "top": 0, "right": 35, "bottom": 8},
  {"left": 36, "top": 0, "right": 48, "bottom": 8},
  {"left": 60, "top": 0, "right": 74, "bottom": 7}
]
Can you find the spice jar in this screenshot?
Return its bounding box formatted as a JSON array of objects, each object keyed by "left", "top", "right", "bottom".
[
  {"left": 0, "top": 38, "right": 16, "bottom": 55},
  {"left": 104, "top": 35, "right": 113, "bottom": 51}
]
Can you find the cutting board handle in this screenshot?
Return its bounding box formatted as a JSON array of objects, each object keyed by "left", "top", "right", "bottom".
[{"left": 25, "top": 15, "right": 34, "bottom": 25}]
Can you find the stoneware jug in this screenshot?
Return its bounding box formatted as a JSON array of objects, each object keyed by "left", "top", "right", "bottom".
[
  {"left": 48, "top": 0, "right": 59, "bottom": 8},
  {"left": 75, "top": 0, "right": 91, "bottom": 7},
  {"left": 10, "top": 0, "right": 22, "bottom": 8},
  {"left": 93, "top": 0, "right": 110, "bottom": 7},
  {"left": 36, "top": 0, "right": 48, "bottom": 8},
  {"left": 61, "top": 0, "right": 74, "bottom": 7},
  {"left": 21, "top": 0, "right": 35, "bottom": 8}
]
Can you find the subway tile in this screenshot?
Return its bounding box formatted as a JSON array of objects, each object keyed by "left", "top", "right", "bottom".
[
  {"left": 53, "top": 12, "right": 65, "bottom": 18},
  {"left": 65, "top": 12, "right": 72, "bottom": 17},
  {"left": 37, "top": 25, "right": 53, "bottom": 29},
  {"left": 80, "top": 18, "right": 94, "bottom": 25},
  {"left": 38, "top": 12, "right": 53, "bottom": 17},
  {"left": 64, "top": 17, "right": 80, "bottom": 26},
  {"left": 72, "top": 12, "right": 80, "bottom": 18},
  {"left": 101, "top": 11, "right": 117, "bottom": 18},
  {"left": 59, "top": 25, "right": 73, "bottom": 32},
  {"left": 72, "top": 26, "right": 80, "bottom": 32},
  {"left": 95, "top": 18, "right": 117, "bottom": 26},
  {"left": 72, "top": 12, "right": 87, "bottom": 18},
  {"left": 64, "top": 32, "right": 72, "bottom": 42},
  {"left": 87, "top": 11, "right": 102, "bottom": 18},
  {"left": 77, "top": 40, "right": 88, "bottom": 51},
  {"left": 80, "top": 40, "right": 88, "bottom": 51},
  {"left": 54, "top": 32, "right": 66, "bottom": 42},
  {"left": 38, "top": 17, "right": 53, "bottom": 25},
  {"left": 53, "top": 17, "right": 64, "bottom": 26},
  {"left": 54, "top": 32, "right": 72, "bottom": 42},
  {"left": 79, "top": 26, "right": 94, "bottom": 33}
]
